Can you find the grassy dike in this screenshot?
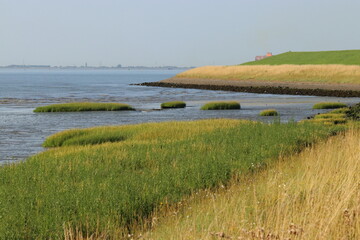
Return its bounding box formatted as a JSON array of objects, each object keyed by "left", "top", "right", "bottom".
[
  {"left": 145, "top": 128, "right": 360, "bottom": 240},
  {"left": 0, "top": 120, "right": 343, "bottom": 239},
  {"left": 173, "top": 50, "right": 360, "bottom": 85},
  {"left": 242, "top": 50, "right": 360, "bottom": 65},
  {"left": 175, "top": 65, "right": 360, "bottom": 84}
]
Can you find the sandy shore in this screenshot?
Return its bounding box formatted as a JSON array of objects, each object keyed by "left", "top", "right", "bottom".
[{"left": 136, "top": 77, "right": 360, "bottom": 97}]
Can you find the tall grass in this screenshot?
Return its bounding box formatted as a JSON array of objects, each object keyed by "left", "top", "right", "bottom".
[
  {"left": 145, "top": 128, "right": 360, "bottom": 240},
  {"left": 0, "top": 120, "right": 342, "bottom": 239},
  {"left": 175, "top": 65, "right": 360, "bottom": 84},
  {"left": 34, "top": 102, "right": 134, "bottom": 112}
]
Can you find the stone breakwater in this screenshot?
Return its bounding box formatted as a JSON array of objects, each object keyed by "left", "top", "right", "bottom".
[{"left": 136, "top": 81, "right": 360, "bottom": 98}]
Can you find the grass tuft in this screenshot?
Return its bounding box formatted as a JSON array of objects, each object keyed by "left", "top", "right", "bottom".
[
  {"left": 328, "top": 107, "right": 350, "bottom": 114},
  {"left": 346, "top": 103, "right": 360, "bottom": 120},
  {"left": 34, "top": 102, "right": 134, "bottom": 112},
  {"left": 201, "top": 101, "right": 240, "bottom": 110},
  {"left": 161, "top": 101, "right": 186, "bottom": 109},
  {"left": 312, "top": 102, "right": 347, "bottom": 109},
  {"left": 259, "top": 109, "right": 279, "bottom": 116}
]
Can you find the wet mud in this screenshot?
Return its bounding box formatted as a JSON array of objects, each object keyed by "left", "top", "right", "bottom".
[{"left": 137, "top": 82, "right": 360, "bottom": 97}]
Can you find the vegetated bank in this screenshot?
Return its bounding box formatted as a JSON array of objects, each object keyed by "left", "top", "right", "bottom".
[
  {"left": 0, "top": 119, "right": 343, "bottom": 239},
  {"left": 138, "top": 50, "right": 360, "bottom": 97},
  {"left": 241, "top": 49, "right": 360, "bottom": 65},
  {"left": 34, "top": 102, "right": 134, "bottom": 112},
  {"left": 145, "top": 127, "right": 360, "bottom": 240}
]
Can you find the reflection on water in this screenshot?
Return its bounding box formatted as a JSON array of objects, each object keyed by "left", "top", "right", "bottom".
[{"left": 1, "top": 69, "right": 359, "bottom": 164}]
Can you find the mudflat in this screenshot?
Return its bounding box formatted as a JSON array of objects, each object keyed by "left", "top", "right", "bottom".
[{"left": 161, "top": 77, "right": 360, "bottom": 91}]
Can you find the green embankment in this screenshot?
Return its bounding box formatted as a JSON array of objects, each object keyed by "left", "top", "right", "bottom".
[
  {"left": 0, "top": 119, "right": 343, "bottom": 239},
  {"left": 34, "top": 102, "right": 134, "bottom": 112},
  {"left": 242, "top": 50, "right": 360, "bottom": 65}
]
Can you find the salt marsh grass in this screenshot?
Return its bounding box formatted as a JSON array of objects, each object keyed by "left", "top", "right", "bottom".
[
  {"left": 146, "top": 128, "right": 360, "bottom": 240},
  {"left": 313, "top": 102, "right": 347, "bottom": 109},
  {"left": 259, "top": 109, "right": 279, "bottom": 116},
  {"left": 201, "top": 101, "right": 240, "bottom": 110},
  {"left": 176, "top": 65, "right": 360, "bottom": 84},
  {"left": 0, "top": 119, "right": 342, "bottom": 239},
  {"left": 160, "top": 101, "right": 186, "bottom": 109},
  {"left": 34, "top": 102, "right": 134, "bottom": 112}
]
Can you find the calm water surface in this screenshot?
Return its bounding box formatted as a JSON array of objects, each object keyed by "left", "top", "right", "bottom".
[{"left": 1, "top": 68, "right": 359, "bottom": 164}]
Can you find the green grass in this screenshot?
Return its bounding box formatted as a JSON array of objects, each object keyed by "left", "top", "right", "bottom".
[
  {"left": 313, "top": 102, "right": 347, "bottom": 109},
  {"left": 0, "top": 120, "right": 343, "bottom": 239},
  {"left": 259, "top": 109, "right": 279, "bottom": 116},
  {"left": 329, "top": 107, "right": 350, "bottom": 114},
  {"left": 314, "top": 113, "right": 346, "bottom": 119},
  {"left": 201, "top": 101, "right": 240, "bottom": 110},
  {"left": 34, "top": 102, "right": 134, "bottom": 112},
  {"left": 242, "top": 50, "right": 360, "bottom": 65},
  {"left": 161, "top": 101, "right": 186, "bottom": 109}
]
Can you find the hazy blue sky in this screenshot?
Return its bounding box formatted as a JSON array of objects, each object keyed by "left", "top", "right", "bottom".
[{"left": 1, "top": 0, "right": 359, "bottom": 67}]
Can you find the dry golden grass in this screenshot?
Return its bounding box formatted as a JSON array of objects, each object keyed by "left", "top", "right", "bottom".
[
  {"left": 144, "top": 129, "right": 360, "bottom": 240},
  {"left": 176, "top": 65, "right": 360, "bottom": 84}
]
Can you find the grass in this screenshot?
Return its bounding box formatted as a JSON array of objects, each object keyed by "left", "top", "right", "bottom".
[
  {"left": 201, "top": 101, "right": 240, "bottom": 110},
  {"left": 329, "top": 107, "right": 350, "bottom": 114},
  {"left": 160, "top": 101, "right": 186, "bottom": 109},
  {"left": 33, "top": 102, "right": 134, "bottom": 112},
  {"left": 175, "top": 65, "right": 360, "bottom": 84},
  {"left": 241, "top": 50, "right": 360, "bottom": 65},
  {"left": 144, "top": 128, "right": 360, "bottom": 240},
  {"left": 259, "top": 109, "right": 279, "bottom": 116},
  {"left": 314, "top": 113, "right": 346, "bottom": 119},
  {"left": 346, "top": 103, "right": 360, "bottom": 120},
  {"left": 0, "top": 119, "right": 342, "bottom": 239},
  {"left": 313, "top": 102, "right": 347, "bottom": 109}
]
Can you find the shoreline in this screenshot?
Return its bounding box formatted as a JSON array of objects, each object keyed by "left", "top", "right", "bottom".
[{"left": 136, "top": 77, "right": 360, "bottom": 97}]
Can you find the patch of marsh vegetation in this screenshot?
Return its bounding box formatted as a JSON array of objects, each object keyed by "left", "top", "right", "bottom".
[
  {"left": 346, "top": 103, "right": 360, "bottom": 120},
  {"left": 33, "top": 102, "right": 134, "bottom": 112},
  {"left": 0, "top": 119, "right": 343, "bottom": 239},
  {"left": 304, "top": 107, "right": 352, "bottom": 125},
  {"left": 201, "top": 101, "right": 240, "bottom": 110},
  {"left": 312, "top": 102, "right": 347, "bottom": 109},
  {"left": 160, "top": 101, "right": 186, "bottom": 109},
  {"left": 259, "top": 109, "right": 279, "bottom": 116}
]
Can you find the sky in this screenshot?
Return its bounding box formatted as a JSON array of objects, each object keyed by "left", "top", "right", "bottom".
[{"left": 1, "top": 0, "right": 360, "bottom": 67}]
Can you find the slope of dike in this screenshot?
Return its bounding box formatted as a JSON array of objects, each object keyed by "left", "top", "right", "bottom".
[
  {"left": 242, "top": 49, "right": 360, "bottom": 65},
  {"left": 138, "top": 64, "right": 360, "bottom": 97}
]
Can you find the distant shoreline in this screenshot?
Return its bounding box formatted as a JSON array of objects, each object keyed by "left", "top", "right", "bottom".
[
  {"left": 0, "top": 66, "right": 194, "bottom": 70},
  {"left": 137, "top": 77, "right": 360, "bottom": 97}
]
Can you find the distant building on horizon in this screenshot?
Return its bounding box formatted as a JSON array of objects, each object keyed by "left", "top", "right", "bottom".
[{"left": 255, "top": 52, "right": 273, "bottom": 61}]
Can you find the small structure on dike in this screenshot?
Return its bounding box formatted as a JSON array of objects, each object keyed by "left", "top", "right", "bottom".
[{"left": 255, "top": 52, "right": 273, "bottom": 61}]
